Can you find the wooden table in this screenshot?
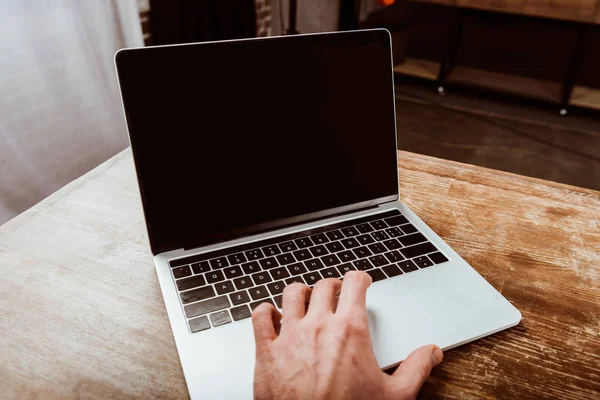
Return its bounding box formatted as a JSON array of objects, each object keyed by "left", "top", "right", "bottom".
[{"left": 1, "top": 149, "right": 599, "bottom": 399}]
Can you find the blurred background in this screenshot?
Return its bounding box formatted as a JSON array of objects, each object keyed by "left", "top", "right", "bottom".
[{"left": 1, "top": 0, "right": 599, "bottom": 225}]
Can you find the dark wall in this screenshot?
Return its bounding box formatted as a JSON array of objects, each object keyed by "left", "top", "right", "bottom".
[{"left": 149, "top": 0, "right": 257, "bottom": 45}]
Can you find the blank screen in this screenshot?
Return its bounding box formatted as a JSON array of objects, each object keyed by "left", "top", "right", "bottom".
[{"left": 116, "top": 30, "right": 398, "bottom": 254}]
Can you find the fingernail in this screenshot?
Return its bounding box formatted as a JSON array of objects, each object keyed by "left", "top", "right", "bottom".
[{"left": 431, "top": 347, "right": 443, "bottom": 366}]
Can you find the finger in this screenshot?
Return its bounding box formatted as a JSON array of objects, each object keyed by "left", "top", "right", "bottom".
[
  {"left": 307, "top": 278, "right": 342, "bottom": 316},
  {"left": 336, "top": 271, "right": 372, "bottom": 316},
  {"left": 251, "top": 302, "right": 282, "bottom": 349},
  {"left": 391, "top": 345, "right": 443, "bottom": 398},
  {"left": 282, "top": 282, "right": 311, "bottom": 321}
]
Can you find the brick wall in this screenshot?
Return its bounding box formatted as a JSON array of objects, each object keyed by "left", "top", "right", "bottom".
[{"left": 255, "top": 0, "right": 272, "bottom": 37}]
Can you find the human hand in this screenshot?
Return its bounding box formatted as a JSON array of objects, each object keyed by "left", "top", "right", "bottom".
[{"left": 252, "top": 271, "right": 443, "bottom": 400}]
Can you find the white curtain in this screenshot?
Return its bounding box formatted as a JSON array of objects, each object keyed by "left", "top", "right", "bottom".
[{"left": 0, "top": 1, "right": 143, "bottom": 225}]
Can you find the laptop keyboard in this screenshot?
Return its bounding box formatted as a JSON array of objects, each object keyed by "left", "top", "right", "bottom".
[{"left": 169, "top": 209, "right": 449, "bottom": 334}]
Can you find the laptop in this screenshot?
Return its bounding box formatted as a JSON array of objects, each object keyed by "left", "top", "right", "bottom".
[{"left": 115, "top": 29, "right": 521, "bottom": 399}]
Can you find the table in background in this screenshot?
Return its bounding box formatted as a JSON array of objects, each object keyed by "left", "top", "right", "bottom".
[{"left": 1, "top": 149, "right": 598, "bottom": 399}]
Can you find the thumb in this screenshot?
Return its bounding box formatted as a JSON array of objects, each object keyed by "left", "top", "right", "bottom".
[{"left": 391, "top": 345, "right": 443, "bottom": 399}]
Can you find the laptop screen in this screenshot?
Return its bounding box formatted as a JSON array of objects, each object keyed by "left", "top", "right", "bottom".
[{"left": 116, "top": 30, "right": 398, "bottom": 255}]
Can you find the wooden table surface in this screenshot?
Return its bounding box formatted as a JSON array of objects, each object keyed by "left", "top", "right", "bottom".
[{"left": 1, "top": 149, "right": 598, "bottom": 399}]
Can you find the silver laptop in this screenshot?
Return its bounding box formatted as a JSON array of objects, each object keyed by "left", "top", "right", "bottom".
[{"left": 115, "top": 29, "right": 521, "bottom": 399}]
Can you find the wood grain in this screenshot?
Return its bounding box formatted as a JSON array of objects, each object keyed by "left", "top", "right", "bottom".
[
  {"left": 455, "top": 0, "right": 526, "bottom": 14},
  {"left": 571, "top": 85, "right": 600, "bottom": 111},
  {"left": 394, "top": 57, "right": 441, "bottom": 81},
  {"left": 0, "top": 149, "right": 599, "bottom": 399},
  {"left": 410, "top": 0, "right": 457, "bottom": 6},
  {"left": 413, "top": 0, "right": 600, "bottom": 23},
  {"left": 524, "top": 0, "right": 598, "bottom": 22}
]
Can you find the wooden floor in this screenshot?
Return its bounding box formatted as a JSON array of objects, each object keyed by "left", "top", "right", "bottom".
[{"left": 395, "top": 82, "right": 600, "bottom": 191}]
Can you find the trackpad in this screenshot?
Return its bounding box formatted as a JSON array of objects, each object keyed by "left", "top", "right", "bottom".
[{"left": 366, "top": 278, "right": 447, "bottom": 369}]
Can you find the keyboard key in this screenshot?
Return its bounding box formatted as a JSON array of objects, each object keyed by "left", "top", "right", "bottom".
[
  {"left": 233, "top": 276, "right": 253, "bottom": 290},
  {"left": 293, "top": 249, "right": 312, "bottom": 261},
  {"left": 398, "top": 233, "right": 427, "bottom": 247},
  {"left": 249, "top": 286, "right": 269, "bottom": 300},
  {"left": 263, "top": 245, "right": 281, "bottom": 257},
  {"left": 356, "top": 223, "right": 374, "bottom": 233},
  {"left": 231, "top": 305, "right": 252, "bottom": 321},
  {"left": 356, "top": 234, "right": 375, "bottom": 245},
  {"left": 384, "top": 215, "right": 409, "bottom": 226},
  {"left": 173, "top": 266, "right": 192, "bottom": 279},
  {"left": 276, "top": 253, "right": 296, "bottom": 265},
  {"left": 189, "top": 316, "right": 211, "bottom": 333},
  {"left": 382, "top": 264, "right": 403, "bottom": 277},
  {"left": 210, "top": 257, "right": 229, "bottom": 269},
  {"left": 210, "top": 310, "right": 232, "bottom": 327},
  {"left": 288, "top": 262, "right": 308, "bottom": 276},
  {"left": 384, "top": 250, "right": 404, "bottom": 263},
  {"left": 338, "top": 250, "right": 357, "bottom": 262},
  {"left": 341, "top": 238, "right": 360, "bottom": 249},
  {"left": 413, "top": 256, "right": 434, "bottom": 268},
  {"left": 279, "top": 241, "right": 298, "bottom": 252},
  {"left": 311, "top": 233, "right": 329, "bottom": 244},
  {"left": 241, "top": 261, "right": 261, "bottom": 275},
  {"left": 180, "top": 285, "right": 216, "bottom": 304},
  {"left": 341, "top": 227, "right": 359, "bottom": 237},
  {"left": 353, "top": 259, "right": 373, "bottom": 271},
  {"left": 267, "top": 281, "right": 285, "bottom": 295},
  {"left": 309, "top": 245, "right": 328, "bottom": 257},
  {"left": 337, "top": 263, "right": 356, "bottom": 275},
  {"left": 398, "top": 260, "right": 419, "bottom": 273},
  {"left": 385, "top": 227, "right": 404, "bottom": 238},
  {"left": 370, "top": 220, "right": 388, "bottom": 230},
  {"left": 321, "top": 254, "right": 341, "bottom": 266},
  {"left": 191, "top": 261, "right": 210, "bottom": 274},
  {"left": 321, "top": 267, "right": 341, "bottom": 278},
  {"left": 367, "top": 268, "right": 387, "bottom": 282},
  {"left": 352, "top": 246, "right": 372, "bottom": 259},
  {"left": 428, "top": 252, "right": 449, "bottom": 264},
  {"left": 245, "top": 249, "right": 264, "bottom": 261},
  {"left": 274, "top": 295, "right": 283, "bottom": 308},
  {"left": 400, "top": 242, "right": 437, "bottom": 259},
  {"left": 303, "top": 271, "right": 323, "bottom": 286},
  {"left": 295, "top": 237, "right": 313, "bottom": 248},
  {"left": 368, "top": 243, "right": 387, "bottom": 254},
  {"left": 252, "top": 271, "right": 273, "bottom": 285},
  {"left": 400, "top": 223, "right": 418, "bottom": 234},
  {"left": 371, "top": 231, "right": 390, "bottom": 241},
  {"left": 176, "top": 275, "right": 206, "bottom": 291},
  {"left": 325, "top": 230, "right": 344, "bottom": 241},
  {"left": 369, "top": 255, "right": 389, "bottom": 267},
  {"left": 184, "top": 295, "right": 230, "bottom": 318},
  {"left": 227, "top": 253, "right": 247, "bottom": 265},
  {"left": 250, "top": 298, "right": 275, "bottom": 311},
  {"left": 215, "top": 280, "right": 235, "bottom": 295},
  {"left": 305, "top": 258, "right": 325, "bottom": 271},
  {"left": 224, "top": 265, "right": 243, "bottom": 279},
  {"left": 259, "top": 257, "right": 279, "bottom": 270},
  {"left": 206, "top": 270, "right": 225, "bottom": 284},
  {"left": 383, "top": 239, "right": 402, "bottom": 250},
  {"left": 325, "top": 241, "right": 344, "bottom": 253},
  {"left": 285, "top": 276, "right": 305, "bottom": 285},
  {"left": 270, "top": 266, "right": 290, "bottom": 280},
  {"left": 230, "top": 290, "right": 251, "bottom": 305}
]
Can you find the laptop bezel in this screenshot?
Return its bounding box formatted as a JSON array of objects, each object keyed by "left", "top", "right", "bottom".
[{"left": 114, "top": 29, "right": 399, "bottom": 256}]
